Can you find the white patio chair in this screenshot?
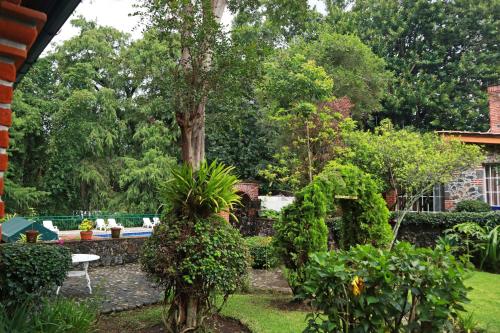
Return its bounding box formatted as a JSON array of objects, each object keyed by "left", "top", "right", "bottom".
[
  {"left": 43, "top": 220, "right": 59, "bottom": 236},
  {"left": 143, "top": 217, "right": 154, "bottom": 228},
  {"left": 152, "top": 217, "right": 160, "bottom": 226},
  {"left": 107, "top": 218, "right": 124, "bottom": 229},
  {"left": 95, "top": 218, "right": 107, "bottom": 231}
]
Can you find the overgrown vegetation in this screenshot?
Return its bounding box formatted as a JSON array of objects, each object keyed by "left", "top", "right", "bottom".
[
  {"left": 273, "top": 161, "right": 391, "bottom": 294},
  {"left": 303, "top": 242, "right": 469, "bottom": 332}
]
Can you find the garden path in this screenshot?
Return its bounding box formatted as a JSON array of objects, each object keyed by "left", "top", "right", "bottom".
[{"left": 58, "top": 264, "right": 291, "bottom": 313}]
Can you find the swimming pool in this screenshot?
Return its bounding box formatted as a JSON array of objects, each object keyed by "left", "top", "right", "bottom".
[{"left": 95, "top": 231, "right": 152, "bottom": 238}]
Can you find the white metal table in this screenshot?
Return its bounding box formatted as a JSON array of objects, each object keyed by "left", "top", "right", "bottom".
[{"left": 57, "top": 254, "right": 100, "bottom": 295}]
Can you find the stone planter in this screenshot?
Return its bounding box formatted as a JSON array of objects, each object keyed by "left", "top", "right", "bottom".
[
  {"left": 80, "top": 230, "right": 93, "bottom": 241},
  {"left": 111, "top": 227, "right": 121, "bottom": 239},
  {"left": 25, "top": 229, "right": 39, "bottom": 243}
]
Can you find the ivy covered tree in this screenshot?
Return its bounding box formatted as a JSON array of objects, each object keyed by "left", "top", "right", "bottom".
[{"left": 273, "top": 161, "right": 392, "bottom": 294}]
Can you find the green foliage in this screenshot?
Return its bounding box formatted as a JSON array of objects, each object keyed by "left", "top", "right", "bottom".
[
  {"left": 343, "top": 119, "right": 485, "bottom": 247},
  {"left": 245, "top": 236, "right": 279, "bottom": 269},
  {"left": 0, "top": 298, "right": 98, "bottom": 333},
  {"left": 0, "top": 244, "right": 72, "bottom": 308},
  {"left": 273, "top": 162, "right": 391, "bottom": 294},
  {"left": 292, "top": 31, "right": 391, "bottom": 122},
  {"left": 456, "top": 200, "right": 492, "bottom": 213},
  {"left": 395, "top": 211, "right": 500, "bottom": 228},
  {"left": 162, "top": 160, "right": 241, "bottom": 219},
  {"left": 444, "top": 222, "right": 500, "bottom": 272},
  {"left": 78, "top": 219, "right": 94, "bottom": 231},
  {"left": 259, "top": 209, "right": 281, "bottom": 220},
  {"left": 17, "top": 233, "right": 43, "bottom": 243},
  {"left": 141, "top": 216, "right": 249, "bottom": 329},
  {"left": 302, "top": 242, "right": 469, "bottom": 333},
  {"left": 326, "top": 0, "right": 499, "bottom": 131}
]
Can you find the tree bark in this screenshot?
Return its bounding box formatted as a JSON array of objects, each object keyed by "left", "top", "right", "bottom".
[{"left": 177, "top": 0, "right": 226, "bottom": 170}]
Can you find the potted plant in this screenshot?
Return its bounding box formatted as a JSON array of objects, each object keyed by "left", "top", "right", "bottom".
[
  {"left": 79, "top": 219, "right": 94, "bottom": 240},
  {"left": 25, "top": 221, "right": 40, "bottom": 243},
  {"left": 111, "top": 227, "right": 121, "bottom": 239}
]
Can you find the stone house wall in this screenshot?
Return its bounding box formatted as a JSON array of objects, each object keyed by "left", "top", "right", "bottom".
[{"left": 443, "top": 145, "right": 500, "bottom": 211}]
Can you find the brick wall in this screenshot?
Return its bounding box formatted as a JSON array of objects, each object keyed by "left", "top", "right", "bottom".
[
  {"left": 235, "top": 182, "right": 259, "bottom": 200},
  {"left": 489, "top": 85, "right": 500, "bottom": 133}
]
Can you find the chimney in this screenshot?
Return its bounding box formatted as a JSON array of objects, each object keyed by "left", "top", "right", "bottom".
[{"left": 488, "top": 85, "right": 500, "bottom": 133}]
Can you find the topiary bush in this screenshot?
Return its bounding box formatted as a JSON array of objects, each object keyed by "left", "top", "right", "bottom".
[
  {"left": 455, "top": 199, "right": 491, "bottom": 212},
  {"left": 273, "top": 162, "right": 392, "bottom": 294},
  {"left": 0, "top": 243, "right": 72, "bottom": 308},
  {"left": 302, "top": 242, "right": 469, "bottom": 332},
  {"left": 245, "top": 236, "right": 279, "bottom": 269},
  {"left": 141, "top": 161, "right": 248, "bottom": 333}
]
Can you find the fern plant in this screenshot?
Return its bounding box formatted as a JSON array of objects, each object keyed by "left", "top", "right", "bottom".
[{"left": 162, "top": 160, "right": 241, "bottom": 219}]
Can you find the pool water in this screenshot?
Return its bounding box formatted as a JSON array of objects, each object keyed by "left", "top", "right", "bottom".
[{"left": 95, "top": 231, "right": 152, "bottom": 238}]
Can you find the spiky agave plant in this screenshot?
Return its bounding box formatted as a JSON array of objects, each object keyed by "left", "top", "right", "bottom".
[
  {"left": 481, "top": 225, "right": 499, "bottom": 272},
  {"left": 162, "top": 160, "right": 241, "bottom": 219}
]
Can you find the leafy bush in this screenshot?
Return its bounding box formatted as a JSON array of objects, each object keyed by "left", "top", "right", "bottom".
[
  {"left": 444, "top": 223, "right": 500, "bottom": 272},
  {"left": 245, "top": 236, "right": 278, "bottom": 269},
  {"left": 0, "top": 298, "right": 98, "bottom": 333},
  {"left": 259, "top": 209, "right": 281, "bottom": 220},
  {"left": 455, "top": 200, "right": 491, "bottom": 212},
  {"left": 0, "top": 244, "right": 72, "bottom": 308},
  {"left": 162, "top": 160, "right": 241, "bottom": 219},
  {"left": 273, "top": 162, "right": 392, "bottom": 294},
  {"left": 141, "top": 161, "right": 248, "bottom": 332},
  {"left": 393, "top": 211, "right": 500, "bottom": 228},
  {"left": 302, "top": 242, "right": 469, "bottom": 333}
]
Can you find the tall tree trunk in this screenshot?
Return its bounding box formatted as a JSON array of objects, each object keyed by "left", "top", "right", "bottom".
[{"left": 177, "top": 0, "right": 226, "bottom": 170}]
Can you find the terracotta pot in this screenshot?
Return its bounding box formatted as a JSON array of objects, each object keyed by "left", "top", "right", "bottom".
[
  {"left": 111, "top": 227, "right": 121, "bottom": 239},
  {"left": 80, "top": 230, "right": 93, "bottom": 241},
  {"left": 25, "top": 230, "right": 39, "bottom": 243}
]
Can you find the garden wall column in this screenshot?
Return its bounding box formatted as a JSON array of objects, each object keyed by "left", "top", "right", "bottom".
[{"left": 0, "top": 0, "right": 47, "bottom": 216}]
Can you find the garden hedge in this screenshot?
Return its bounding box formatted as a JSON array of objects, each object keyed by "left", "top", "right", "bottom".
[{"left": 394, "top": 211, "right": 500, "bottom": 228}]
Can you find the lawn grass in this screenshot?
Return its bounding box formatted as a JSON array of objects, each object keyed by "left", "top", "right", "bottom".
[
  {"left": 221, "top": 293, "right": 308, "bottom": 333},
  {"left": 98, "top": 271, "right": 500, "bottom": 333},
  {"left": 464, "top": 271, "right": 500, "bottom": 332}
]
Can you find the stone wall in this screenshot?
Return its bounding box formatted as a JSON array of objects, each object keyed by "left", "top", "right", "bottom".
[
  {"left": 50, "top": 237, "right": 147, "bottom": 267},
  {"left": 444, "top": 167, "right": 485, "bottom": 210}
]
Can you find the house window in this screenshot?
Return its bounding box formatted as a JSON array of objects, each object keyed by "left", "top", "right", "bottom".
[
  {"left": 485, "top": 164, "right": 500, "bottom": 206},
  {"left": 398, "top": 184, "right": 445, "bottom": 212}
]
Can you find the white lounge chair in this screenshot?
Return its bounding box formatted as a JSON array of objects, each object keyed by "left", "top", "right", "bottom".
[
  {"left": 43, "top": 220, "right": 59, "bottom": 236},
  {"left": 143, "top": 217, "right": 154, "bottom": 228},
  {"left": 152, "top": 217, "right": 160, "bottom": 226},
  {"left": 107, "top": 218, "right": 124, "bottom": 229},
  {"left": 95, "top": 218, "right": 107, "bottom": 231}
]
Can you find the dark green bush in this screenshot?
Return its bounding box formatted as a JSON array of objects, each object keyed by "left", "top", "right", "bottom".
[
  {"left": 274, "top": 162, "right": 392, "bottom": 294},
  {"left": 245, "top": 236, "right": 278, "bottom": 269},
  {"left": 0, "top": 244, "right": 72, "bottom": 308},
  {"left": 393, "top": 211, "right": 500, "bottom": 228},
  {"left": 455, "top": 200, "right": 491, "bottom": 212},
  {"left": 0, "top": 298, "right": 98, "bottom": 333},
  {"left": 302, "top": 242, "right": 469, "bottom": 333}
]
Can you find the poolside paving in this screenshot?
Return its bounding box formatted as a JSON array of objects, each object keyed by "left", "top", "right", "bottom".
[{"left": 58, "top": 263, "right": 291, "bottom": 313}]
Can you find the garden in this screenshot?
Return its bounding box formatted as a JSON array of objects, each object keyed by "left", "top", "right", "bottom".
[{"left": 1, "top": 0, "right": 499, "bottom": 332}]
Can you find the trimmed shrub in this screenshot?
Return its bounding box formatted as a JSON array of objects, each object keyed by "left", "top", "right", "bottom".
[
  {"left": 394, "top": 211, "right": 500, "bottom": 228},
  {"left": 245, "top": 236, "right": 278, "bottom": 269},
  {"left": 455, "top": 200, "right": 491, "bottom": 212},
  {"left": 274, "top": 162, "right": 392, "bottom": 294},
  {"left": 303, "top": 242, "right": 469, "bottom": 332},
  {"left": 0, "top": 243, "right": 72, "bottom": 308}
]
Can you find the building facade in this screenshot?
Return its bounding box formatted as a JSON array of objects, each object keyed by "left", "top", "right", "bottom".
[{"left": 418, "top": 85, "right": 500, "bottom": 211}]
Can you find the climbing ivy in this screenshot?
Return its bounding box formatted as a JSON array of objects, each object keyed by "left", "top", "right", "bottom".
[{"left": 273, "top": 161, "right": 392, "bottom": 294}]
